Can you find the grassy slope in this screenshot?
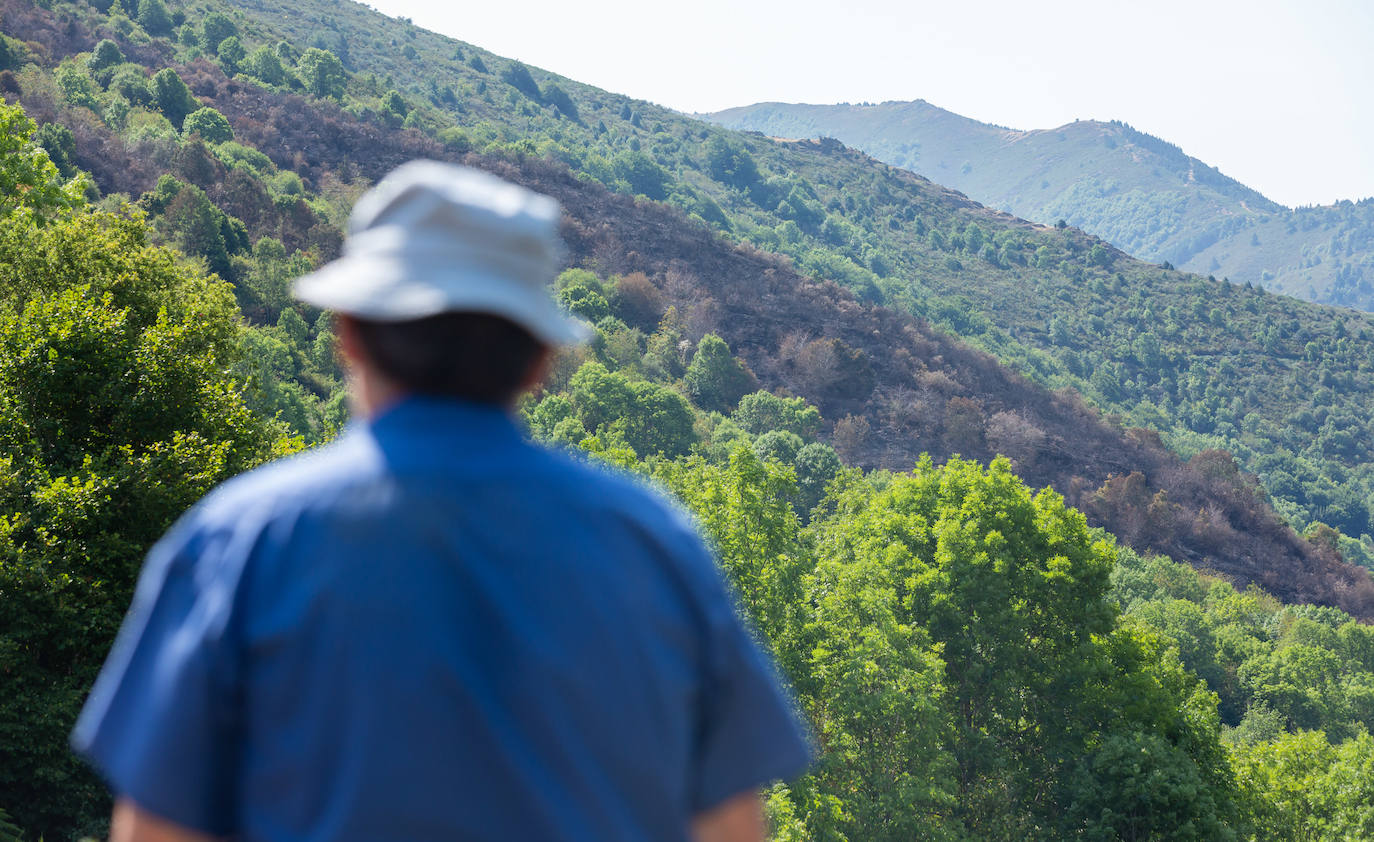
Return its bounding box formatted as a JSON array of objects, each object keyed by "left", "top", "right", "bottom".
[{"left": 707, "top": 101, "right": 1374, "bottom": 310}]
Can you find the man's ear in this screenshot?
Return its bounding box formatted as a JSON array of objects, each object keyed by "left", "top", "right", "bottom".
[
  {"left": 516, "top": 346, "right": 555, "bottom": 397},
  {"left": 335, "top": 314, "right": 363, "bottom": 366}
]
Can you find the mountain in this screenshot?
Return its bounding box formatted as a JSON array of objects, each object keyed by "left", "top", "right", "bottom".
[
  {"left": 706, "top": 101, "right": 1374, "bottom": 310},
  {"left": 2, "top": 1, "right": 1374, "bottom": 839}
]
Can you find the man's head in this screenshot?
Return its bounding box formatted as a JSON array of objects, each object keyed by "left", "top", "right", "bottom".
[
  {"left": 337, "top": 311, "right": 549, "bottom": 411},
  {"left": 292, "top": 161, "right": 586, "bottom": 413}
]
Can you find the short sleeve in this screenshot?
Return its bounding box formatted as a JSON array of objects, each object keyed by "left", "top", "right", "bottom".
[
  {"left": 691, "top": 573, "right": 814, "bottom": 812},
  {"left": 70, "top": 519, "right": 243, "bottom": 835}
]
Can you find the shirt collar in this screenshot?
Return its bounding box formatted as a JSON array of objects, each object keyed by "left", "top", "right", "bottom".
[{"left": 360, "top": 395, "right": 526, "bottom": 471}]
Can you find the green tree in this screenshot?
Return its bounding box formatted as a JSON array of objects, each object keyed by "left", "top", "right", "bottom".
[
  {"left": 568, "top": 360, "right": 636, "bottom": 436},
  {"left": 1238, "top": 644, "right": 1349, "bottom": 735},
  {"left": 500, "top": 60, "right": 541, "bottom": 101},
  {"left": 149, "top": 179, "right": 238, "bottom": 278},
  {"left": 200, "top": 10, "right": 238, "bottom": 52},
  {"left": 0, "top": 35, "right": 22, "bottom": 72},
  {"left": 297, "top": 48, "right": 347, "bottom": 100},
  {"left": 275, "top": 40, "right": 301, "bottom": 65},
  {"left": 381, "top": 89, "right": 408, "bottom": 118},
  {"left": 565, "top": 361, "right": 695, "bottom": 457},
  {"left": 31, "top": 122, "right": 77, "bottom": 179},
  {"left": 276, "top": 306, "right": 309, "bottom": 348},
  {"left": 810, "top": 457, "right": 1238, "bottom": 837},
  {"left": 794, "top": 441, "right": 842, "bottom": 514},
  {"left": 55, "top": 62, "right": 100, "bottom": 111},
  {"left": 623, "top": 381, "right": 696, "bottom": 457},
  {"left": 243, "top": 44, "right": 287, "bottom": 86},
  {"left": 216, "top": 34, "right": 246, "bottom": 76},
  {"left": 685, "top": 333, "right": 754, "bottom": 413},
  {"left": 135, "top": 0, "right": 173, "bottom": 35},
  {"left": 654, "top": 448, "right": 809, "bottom": 660},
  {"left": 543, "top": 83, "right": 578, "bottom": 121},
  {"left": 611, "top": 149, "right": 670, "bottom": 199},
  {"left": 1058, "top": 622, "right": 1239, "bottom": 841},
  {"left": 89, "top": 38, "right": 124, "bottom": 72},
  {"left": 236, "top": 236, "right": 311, "bottom": 321},
  {"left": 0, "top": 103, "right": 86, "bottom": 222},
  {"left": 733, "top": 390, "right": 822, "bottom": 438},
  {"left": 705, "top": 136, "right": 760, "bottom": 190},
  {"left": 556, "top": 272, "right": 611, "bottom": 323},
  {"left": 0, "top": 198, "right": 287, "bottom": 838},
  {"left": 753, "top": 429, "right": 803, "bottom": 464},
  {"left": 108, "top": 65, "right": 154, "bottom": 107},
  {"left": 802, "top": 520, "right": 962, "bottom": 841},
  {"left": 152, "top": 68, "right": 198, "bottom": 127},
  {"left": 527, "top": 394, "right": 577, "bottom": 441},
  {"left": 1229, "top": 730, "right": 1368, "bottom": 841},
  {"left": 182, "top": 106, "right": 233, "bottom": 143}
]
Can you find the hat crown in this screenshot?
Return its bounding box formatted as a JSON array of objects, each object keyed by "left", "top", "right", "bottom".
[
  {"left": 346, "top": 163, "right": 561, "bottom": 275},
  {"left": 291, "top": 161, "right": 587, "bottom": 345},
  {"left": 351, "top": 162, "right": 558, "bottom": 234}
]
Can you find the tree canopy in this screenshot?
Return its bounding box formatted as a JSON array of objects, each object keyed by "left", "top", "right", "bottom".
[
  {"left": 297, "top": 48, "right": 346, "bottom": 99},
  {"left": 0, "top": 119, "right": 288, "bottom": 836},
  {"left": 182, "top": 106, "right": 233, "bottom": 143},
  {"left": 0, "top": 103, "right": 86, "bottom": 222}
]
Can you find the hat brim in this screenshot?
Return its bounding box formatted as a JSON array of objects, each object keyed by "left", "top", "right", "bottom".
[{"left": 292, "top": 256, "right": 590, "bottom": 347}]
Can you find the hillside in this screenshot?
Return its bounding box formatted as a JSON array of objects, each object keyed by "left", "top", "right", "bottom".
[
  {"left": 0, "top": 0, "right": 1367, "bottom": 607},
  {"left": 707, "top": 101, "right": 1374, "bottom": 310},
  {"left": 4, "top": 0, "right": 1374, "bottom": 576},
  {"left": 176, "top": 0, "right": 1374, "bottom": 574}
]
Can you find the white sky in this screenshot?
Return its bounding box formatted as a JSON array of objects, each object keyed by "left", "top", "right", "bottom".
[{"left": 364, "top": 0, "right": 1374, "bottom": 208}]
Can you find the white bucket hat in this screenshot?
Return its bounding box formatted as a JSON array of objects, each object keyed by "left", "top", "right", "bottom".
[{"left": 293, "top": 160, "right": 589, "bottom": 346}]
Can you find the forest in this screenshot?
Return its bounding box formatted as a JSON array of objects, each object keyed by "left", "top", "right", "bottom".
[{"left": 0, "top": 0, "right": 1372, "bottom": 839}]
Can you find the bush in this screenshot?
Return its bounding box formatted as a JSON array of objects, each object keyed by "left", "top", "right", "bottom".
[
  {"left": 136, "top": 0, "right": 173, "bottom": 35},
  {"left": 500, "top": 61, "right": 541, "bottom": 101},
  {"left": 543, "top": 83, "right": 578, "bottom": 121},
  {"left": 243, "top": 45, "right": 287, "bottom": 86},
  {"left": 733, "top": 391, "right": 822, "bottom": 438},
  {"left": 182, "top": 106, "right": 233, "bottom": 143},
  {"left": 216, "top": 35, "right": 245, "bottom": 75},
  {"left": 753, "top": 429, "right": 803, "bottom": 464},
  {"left": 152, "top": 68, "right": 198, "bottom": 127},
  {"left": 200, "top": 11, "right": 237, "bottom": 52},
  {"left": 89, "top": 39, "right": 123, "bottom": 72},
  {"left": 297, "top": 48, "right": 346, "bottom": 100},
  {"left": 685, "top": 334, "right": 755, "bottom": 413},
  {"left": 107, "top": 64, "right": 153, "bottom": 106}
]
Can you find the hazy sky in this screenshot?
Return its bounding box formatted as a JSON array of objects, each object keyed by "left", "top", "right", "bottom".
[{"left": 363, "top": 0, "right": 1373, "bottom": 208}]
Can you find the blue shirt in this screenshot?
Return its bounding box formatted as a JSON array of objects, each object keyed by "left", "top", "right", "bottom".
[{"left": 72, "top": 397, "right": 811, "bottom": 841}]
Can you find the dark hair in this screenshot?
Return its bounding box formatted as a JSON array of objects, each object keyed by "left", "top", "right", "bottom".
[{"left": 348, "top": 312, "right": 546, "bottom": 404}]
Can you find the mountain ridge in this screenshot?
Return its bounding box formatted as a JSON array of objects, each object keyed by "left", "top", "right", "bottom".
[{"left": 706, "top": 99, "right": 1374, "bottom": 309}]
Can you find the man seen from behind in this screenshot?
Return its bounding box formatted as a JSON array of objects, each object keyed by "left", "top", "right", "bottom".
[{"left": 71, "top": 161, "right": 812, "bottom": 842}]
